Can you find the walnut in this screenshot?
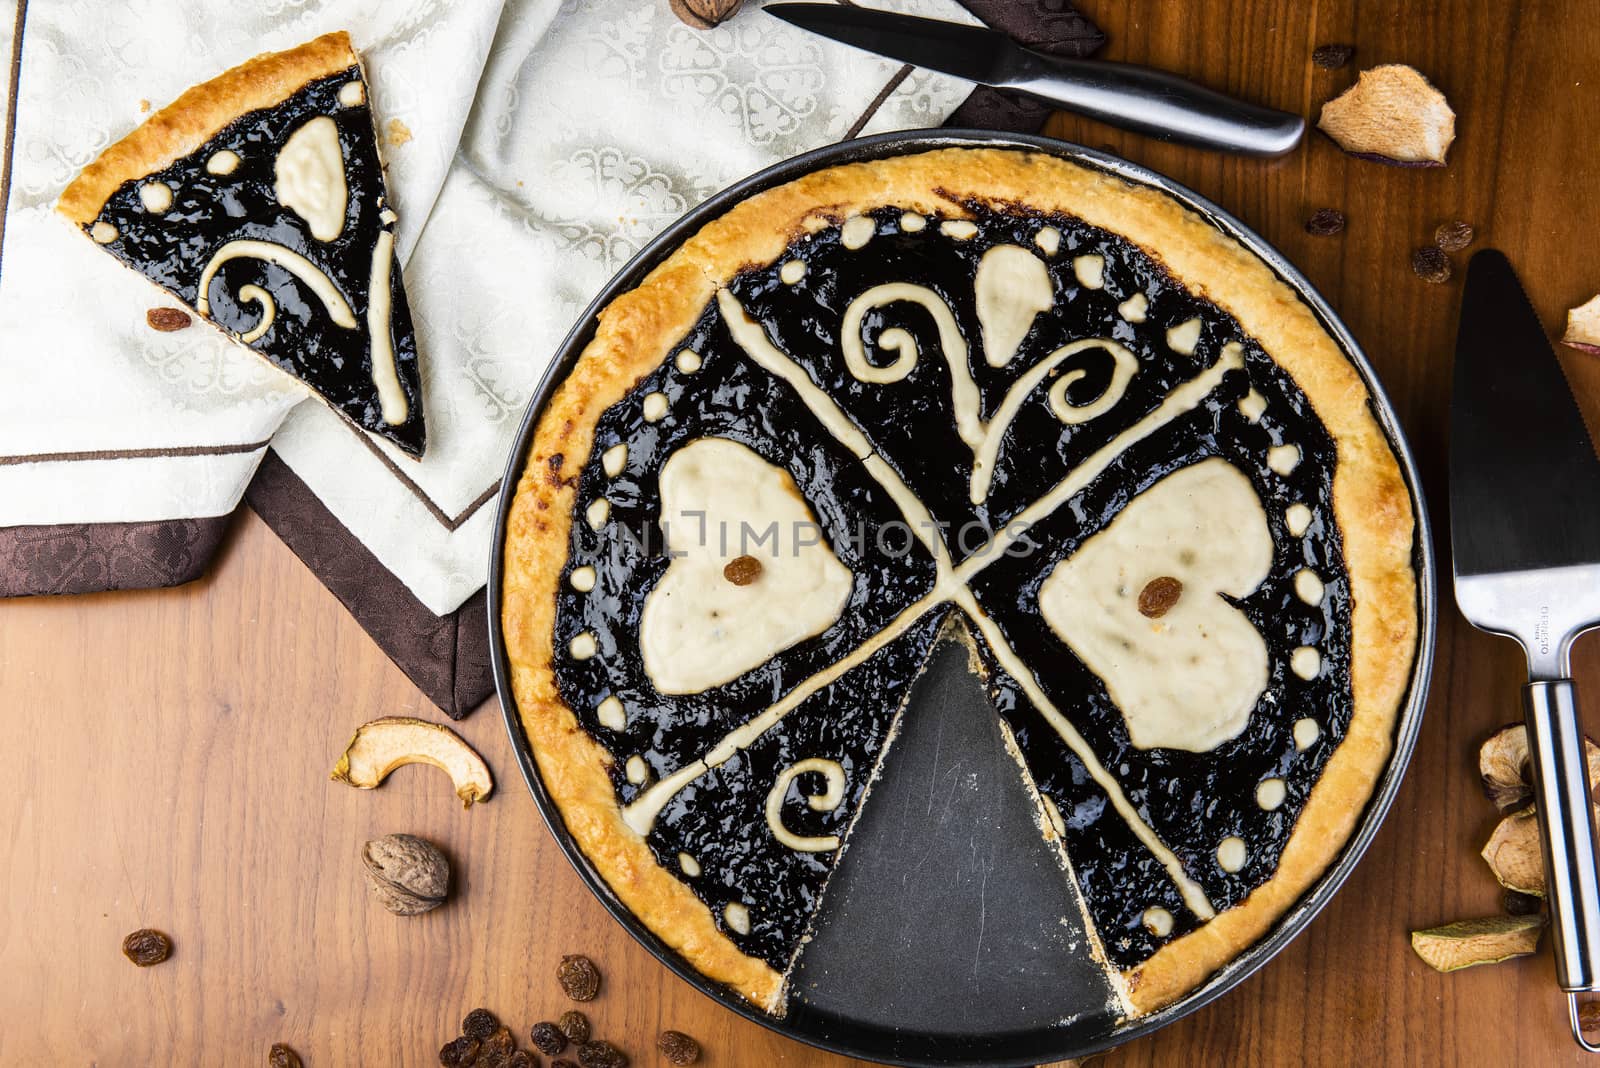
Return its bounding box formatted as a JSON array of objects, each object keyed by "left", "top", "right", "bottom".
[
  {"left": 361, "top": 833, "right": 449, "bottom": 915},
  {"left": 670, "top": 0, "right": 742, "bottom": 30}
]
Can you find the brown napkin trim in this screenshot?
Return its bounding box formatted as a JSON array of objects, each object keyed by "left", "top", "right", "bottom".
[
  {"left": 244, "top": 449, "right": 492, "bottom": 719},
  {"left": 0, "top": 0, "right": 1102, "bottom": 720}
]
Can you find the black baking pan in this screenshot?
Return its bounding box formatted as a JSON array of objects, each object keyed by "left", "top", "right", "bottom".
[{"left": 486, "top": 129, "right": 1438, "bottom": 1067}]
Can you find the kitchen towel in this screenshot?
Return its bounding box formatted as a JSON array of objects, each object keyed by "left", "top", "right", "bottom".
[{"left": 0, "top": 0, "right": 1103, "bottom": 716}]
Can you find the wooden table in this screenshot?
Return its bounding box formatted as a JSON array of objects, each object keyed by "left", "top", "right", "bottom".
[{"left": 5, "top": 1, "right": 1600, "bottom": 1063}]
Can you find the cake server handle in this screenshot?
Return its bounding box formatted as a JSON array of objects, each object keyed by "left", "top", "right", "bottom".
[{"left": 1524, "top": 681, "right": 1600, "bottom": 1050}]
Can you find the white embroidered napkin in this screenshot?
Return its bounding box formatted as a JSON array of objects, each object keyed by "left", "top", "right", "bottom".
[{"left": 0, "top": 0, "right": 978, "bottom": 615}]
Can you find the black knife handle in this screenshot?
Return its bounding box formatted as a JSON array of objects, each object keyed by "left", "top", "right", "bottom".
[
  {"left": 1525, "top": 681, "right": 1600, "bottom": 998},
  {"left": 1002, "top": 52, "right": 1305, "bottom": 157}
]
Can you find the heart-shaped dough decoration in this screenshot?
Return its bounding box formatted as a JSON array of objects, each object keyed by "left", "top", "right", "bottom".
[
  {"left": 1039, "top": 458, "right": 1273, "bottom": 752},
  {"left": 640, "top": 437, "right": 854, "bottom": 695}
]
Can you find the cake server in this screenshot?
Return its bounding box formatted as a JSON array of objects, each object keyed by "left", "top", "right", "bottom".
[
  {"left": 1451, "top": 248, "right": 1600, "bottom": 1052},
  {"left": 765, "top": 3, "right": 1304, "bottom": 157}
]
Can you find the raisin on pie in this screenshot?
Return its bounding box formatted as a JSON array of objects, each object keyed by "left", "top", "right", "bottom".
[
  {"left": 57, "top": 32, "right": 426, "bottom": 456},
  {"left": 500, "top": 148, "right": 1419, "bottom": 1016}
]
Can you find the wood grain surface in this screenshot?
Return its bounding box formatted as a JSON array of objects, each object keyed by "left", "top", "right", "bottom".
[{"left": 4, "top": 1, "right": 1600, "bottom": 1064}]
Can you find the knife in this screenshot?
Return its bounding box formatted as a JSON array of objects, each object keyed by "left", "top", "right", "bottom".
[
  {"left": 1451, "top": 249, "right": 1600, "bottom": 1051},
  {"left": 766, "top": 3, "right": 1304, "bottom": 157}
]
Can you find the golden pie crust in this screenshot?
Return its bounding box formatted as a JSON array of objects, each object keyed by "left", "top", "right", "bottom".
[
  {"left": 57, "top": 32, "right": 359, "bottom": 225},
  {"left": 499, "top": 147, "right": 1420, "bottom": 1016}
]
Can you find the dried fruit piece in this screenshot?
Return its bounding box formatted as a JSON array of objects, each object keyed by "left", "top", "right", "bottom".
[
  {"left": 531, "top": 1022, "right": 568, "bottom": 1055},
  {"left": 1482, "top": 806, "right": 1545, "bottom": 895},
  {"left": 1312, "top": 43, "right": 1354, "bottom": 69},
  {"left": 1434, "top": 220, "right": 1475, "bottom": 252},
  {"left": 440, "top": 1037, "right": 480, "bottom": 1067},
  {"left": 1305, "top": 208, "right": 1346, "bottom": 236},
  {"left": 553, "top": 1062, "right": 578, "bottom": 1068},
  {"left": 463, "top": 1008, "right": 500, "bottom": 1040},
  {"left": 122, "top": 928, "right": 173, "bottom": 966},
  {"left": 577, "top": 1040, "right": 628, "bottom": 1068},
  {"left": 1412, "top": 246, "right": 1452, "bottom": 284},
  {"left": 558, "top": 954, "right": 601, "bottom": 1001},
  {"left": 1137, "top": 576, "right": 1183, "bottom": 618},
  {"left": 508, "top": 1052, "right": 534, "bottom": 1068},
  {"left": 1504, "top": 888, "right": 1543, "bottom": 916},
  {"left": 1479, "top": 724, "right": 1600, "bottom": 810},
  {"left": 557, "top": 1010, "right": 591, "bottom": 1045},
  {"left": 1410, "top": 914, "right": 1543, "bottom": 971},
  {"left": 670, "top": 0, "right": 742, "bottom": 30},
  {"left": 331, "top": 716, "right": 493, "bottom": 807},
  {"left": 1318, "top": 64, "right": 1456, "bottom": 166},
  {"left": 1565, "top": 295, "right": 1600, "bottom": 356},
  {"left": 1582, "top": 1001, "right": 1600, "bottom": 1034},
  {"left": 722, "top": 554, "right": 763, "bottom": 586},
  {"left": 362, "top": 833, "right": 450, "bottom": 915},
  {"left": 146, "top": 307, "right": 192, "bottom": 331},
  {"left": 482, "top": 1026, "right": 516, "bottom": 1059},
  {"left": 657, "top": 1030, "right": 701, "bottom": 1065},
  {"left": 268, "top": 1044, "right": 303, "bottom": 1068}
]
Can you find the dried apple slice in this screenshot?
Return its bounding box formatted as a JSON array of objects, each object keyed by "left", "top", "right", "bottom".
[
  {"left": 1317, "top": 64, "right": 1456, "bottom": 166},
  {"left": 330, "top": 716, "right": 493, "bottom": 808},
  {"left": 1565, "top": 295, "right": 1600, "bottom": 356},
  {"left": 1478, "top": 724, "right": 1600, "bottom": 813},
  {"left": 1411, "top": 915, "right": 1544, "bottom": 972},
  {"left": 1482, "top": 806, "right": 1545, "bottom": 895}
]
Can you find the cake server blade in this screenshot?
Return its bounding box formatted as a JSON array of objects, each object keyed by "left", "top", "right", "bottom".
[
  {"left": 1450, "top": 248, "right": 1600, "bottom": 1050},
  {"left": 764, "top": 3, "right": 1303, "bottom": 156}
]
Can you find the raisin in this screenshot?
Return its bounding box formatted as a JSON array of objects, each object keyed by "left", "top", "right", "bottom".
[
  {"left": 531, "top": 1022, "right": 567, "bottom": 1055},
  {"left": 483, "top": 1026, "right": 516, "bottom": 1058},
  {"left": 1412, "top": 245, "right": 1452, "bottom": 284},
  {"left": 268, "top": 1044, "right": 303, "bottom": 1068},
  {"left": 440, "top": 1036, "right": 481, "bottom": 1067},
  {"left": 657, "top": 1030, "right": 701, "bottom": 1065},
  {"left": 508, "top": 1053, "right": 534, "bottom": 1068},
  {"left": 557, "top": 1010, "right": 591, "bottom": 1045},
  {"left": 1504, "top": 888, "right": 1543, "bottom": 916},
  {"left": 1582, "top": 1001, "right": 1600, "bottom": 1033},
  {"left": 1304, "top": 208, "right": 1346, "bottom": 236},
  {"left": 1434, "top": 220, "right": 1475, "bottom": 252},
  {"left": 576, "top": 1041, "right": 628, "bottom": 1068},
  {"left": 722, "top": 554, "right": 762, "bottom": 586},
  {"left": 146, "top": 307, "right": 192, "bottom": 331},
  {"left": 463, "top": 1009, "right": 500, "bottom": 1040},
  {"left": 122, "top": 928, "right": 173, "bottom": 967},
  {"left": 557, "top": 955, "right": 601, "bottom": 1001},
  {"left": 1311, "top": 43, "right": 1354, "bottom": 69},
  {"left": 1138, "top": 576, "right": 1183, "bottom": 618},
  {"left": 553, "top": 1062, "right": 578, "bottom": 1068}
]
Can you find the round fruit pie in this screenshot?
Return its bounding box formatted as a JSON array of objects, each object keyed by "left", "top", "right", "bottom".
[{"left": 499, "top": 146, "right": 1419, "bottom": 1018}]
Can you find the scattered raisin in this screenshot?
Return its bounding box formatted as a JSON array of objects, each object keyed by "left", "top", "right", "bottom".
[
  {"left": 531, "top": 1022, "right": 568, "bottom": 1055},
  {"left": 146, "top": 307, "right": 192, "bottom": 331},
  {"left": 1304, "top": 208, "right": 1346, "bottom": 236},
  {"left": 1434, "top": 220, "right": 1475, "bottom": 252},
  {"left": 722, "top": 554, "right": 762, "bottom": 586},
  {"left": 1412, "top": 245, "right": 1452, "bottom": 284},
  {"left": 557, "top": 1010, "right": 591, "bottom": 1045},
  {"left": 557, "top": 955, "right": 601, "bottom": 1001},
  {"left": 657, "top": 1030, "right": 701, "bottom": 1065},
  {"left": 553, "top": 1062, "right": 578, "bottom": 1068},
  {"left": 440, "top": 1037, "right": 481, "bottom": 1067},
  {"left": 267, "top": 1044, "right": 303, "bottom": 1068},
  {"left": 122, "top": 928, "right": 172, "bottom": 967},
  {"left": 1311, "top": 43, "right": 1354, "bottom": 69},
  {"left": 1582, "top": 1001, "right": 1600, "bottom": 1033},
  {"left": 464, "top": 1008, "right": 501, "bottom": 1040},
  {"left": 1138, "top": 576, "right": 1184, "bottom": 619},
  {"left": 483, "top": 1026, "right": 517, "bottom": 1058},
  {"left": 1504, "top": 888, "right": 1543, "bottom": 916},
  {"left": 508, "top": 1053, "right": 534, "bottom": 1068},
  {"left": 577, "top": 1041, "right": 628, "bottom": 1068}
]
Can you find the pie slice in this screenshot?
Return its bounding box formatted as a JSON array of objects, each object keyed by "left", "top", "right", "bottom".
[
  {"left": 500, "top": 147, "right": 1420, "bottom": 1019},
  {"left": 56, "top": 32, "right": 426, "bottom": 456}
]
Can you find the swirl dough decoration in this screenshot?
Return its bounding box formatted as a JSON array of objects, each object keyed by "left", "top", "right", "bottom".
[
  {"left": 840, "top": 242, "right": 1141, "bottom": 504},
  {"left": 764, "top": 758, "right": 848, "bottom": 852}
]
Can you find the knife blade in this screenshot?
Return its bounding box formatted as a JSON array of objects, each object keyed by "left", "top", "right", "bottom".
[
  {"left": 1451, "top": 249, "right": 1600, "bottom": 1049},
  {"left": 766, "top": 3, "right": 1304, "bottom": 157}
]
